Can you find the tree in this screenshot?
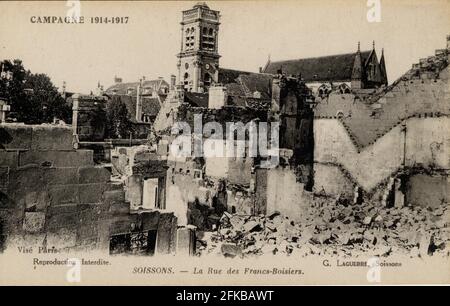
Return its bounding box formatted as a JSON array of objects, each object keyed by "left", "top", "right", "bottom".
[
  {"left": 106, "top": 98, "right": 134, "bottom": 139},
  {"left": 0, "top": 59, "right": 71, "bottom": 124},
  {"left": 24, "top": 72, "right": 71, "bottom": 124}
]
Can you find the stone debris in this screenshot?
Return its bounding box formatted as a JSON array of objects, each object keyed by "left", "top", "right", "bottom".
[{"left": 196, "top": 198, "right": 449, "bottom": 258}]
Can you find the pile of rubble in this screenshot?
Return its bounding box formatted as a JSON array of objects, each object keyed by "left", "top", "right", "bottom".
[{"left": 196, "top": 198, "right": 449, "bottom": 258}]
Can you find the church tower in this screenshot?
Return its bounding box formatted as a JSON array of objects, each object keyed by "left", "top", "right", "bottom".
[{"left": 177, "top": 2, "right": 220, "bottom": 93}]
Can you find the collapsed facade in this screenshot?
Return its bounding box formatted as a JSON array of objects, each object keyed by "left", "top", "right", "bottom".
[
  {"left": 0, "top": 124, "right": 199, "bottom": 255},
  {"left": 1, "top": 2, "right": 449, "bottom": 258}
]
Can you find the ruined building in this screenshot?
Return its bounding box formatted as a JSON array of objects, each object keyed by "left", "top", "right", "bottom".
[
  {"left": 105, "top": 77, "right": 170, "bottom": 124},
  {"left": 263, "top": 42, "right": 388, "bottom": 95},
  {"left": 178, "top": 2, "right": 220, "bottom": 93},
  {"left": 0, "top": 122, "right": 200, "bottom": 255},
  {"left": 147, "top": 3, "right": 316, "bottom": 229},
  {"left": 153, "top": 3, "right": 449, "bottom": 227},
  {"left": 1, "top": 2, "right": 448, "bottom": 258}
]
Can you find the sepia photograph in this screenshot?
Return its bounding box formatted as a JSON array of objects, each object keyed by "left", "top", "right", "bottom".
[{"left": 0, "top": 0, "right": 449, "bottom": 287}]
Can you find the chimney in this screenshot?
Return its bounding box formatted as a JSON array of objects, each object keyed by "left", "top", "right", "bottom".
[
  {"left": 259, "top": 67, "right": 263, "bottom": 73},
  {"left": 208, "top": 86, "right": 228, "bottom": 109},
  {"left": 170, "top": 74, "right": 176, "bottom": 89},
  {"left": 96, "top": 81, "right": 104, "bottom": 96},
  {"left": 61, "top": 81, "right": 66, "bottom": 99},
  {"left": 114, "top": 76, "right": 122, "bottom": 84},
  {"left": 447, "top": 35, "right": 450, "bottom": 62},
  {"left": 136, "top": 79, "right": 142, "bottom": 122}
]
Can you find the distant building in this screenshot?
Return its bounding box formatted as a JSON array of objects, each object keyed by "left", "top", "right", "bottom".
[
  {"left": 263, "top": 42, "right": 388, "bottom": 95},
  {"left": 104, "top": 77, "right": 171, "bottom": 124},
  {"left": 105, "top": 77, "right": 170, "bottom": 98}
]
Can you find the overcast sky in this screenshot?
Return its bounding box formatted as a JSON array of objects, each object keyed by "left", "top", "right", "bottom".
[{"left": 1, "top": 0, "right": 449, "bottom": 93}]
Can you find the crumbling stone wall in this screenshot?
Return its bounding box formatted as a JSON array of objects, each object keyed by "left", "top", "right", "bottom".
[
  {"left": 314, "top": 117, "right": 449, "bottom": 198},
  {"left": 0, "top": 124, "right": 177, "bottom": 254},
  {"left": 406, "top": 173, "right": 449, "bottom": 208},
  {"left": 71, "top": 94, "right": 107, "bottom": 142},
  {"left": 204, "top": 151, "right": 253, "bottom": 186},
  {"left": 264, "top": 167, "right": 313, "bottom": 222},
  {"left": 314, "top": 118, "right": 404, "bottom": 192},
  {"left": 313, "top": 61, "right": 450, "bottom": 208},
  {"left": 312, "top": 47, "right": 449, "bottom": 204},
  {"left": 314, "top": 64, "right": 449, "bottom": 149},
  {"left": 313, "top": 163, "right": 354, "bottom": 198},
  {"left": 166, "top": 166, "right": 211, "bottom": 226}
]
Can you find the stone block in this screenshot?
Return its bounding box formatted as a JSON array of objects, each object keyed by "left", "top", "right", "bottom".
[
  {"left": 107, "top": 182, "right": 125, "bottom": 191},
  {"left": 0, "top": 193, "right": 15, "bottom": 210},
  {"left": 30, "top": 126, "right": 73, "bottom": 151},
  {"left": 19, "top": 150, "right": 94, "bottom": 168},
  {"left": 406, "top": 174, "right": 450, "bottom": 208},
  {"left": 140, "top": 211, "right": 160, "bottom": 231},
  {"left": 125, "top": 175, "right": 143, "bottom": 208},
  {"left": 156, "top": 213, "right": 177, "bottom": 255},
  {"left": 109, "top": 202, "right": 130, "bottom": 215},
  {"left": 97, "top": 219, "right": 112, "bottom": 249},
  {"left": 44, "top": 167, "right": 78, "bottom": 185},
  {"left": 46, "top": 211, "right": 79, "bottom": 232},
  {"left": 24, "top": 190, "right": 49, "bottom": 211},
  {"left": 47, "top": 228, "right": 77, "bottom": 249},
  {"left": 78, "top": 183, "right": 106, "bottom": 204},
  {"left": 77, "top": 223, "right": 98, "bottom": 243},
  {"left": 47, "top": 203, "right": 78, "bottom": 216},
  {"left": 0, "top": 167, "right": 9, "bottom": 189},
  {"left": 109, "top": 215, "right": 137, "bottom": 235},
  {"left": 0, "top": 151, "right": 18, "bottom": 169},
  {"left": 176, "top": 226, "right": 196, "bottom": 256},
  {"left": 103, "top": 190, "right": 125, "bottom": 204},
  {"left": 49, "top": 184, "right": 78, "bottom": 206},
  {"left": 8, "top": 166, "right": 45, "bottom": 194},
  {"left": 0, "top": 125, "right": 32, "bottom": 150},
  {"left": 22, "top": 212, "right": 46, "bottom": 233},
  {"left": 78, "top": 203, "right": 108, "bottom": 223},
  {"left": 78, "top": 166, "right": 111, "bottom": 184},
  {"left": 17, "top": 233, "right": 46, "bottom": 247}
]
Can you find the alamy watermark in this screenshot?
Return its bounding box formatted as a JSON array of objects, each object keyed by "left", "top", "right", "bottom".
[
  {"left": 66, "top": 0, "right": 81, "bottom": 21},
  {"left": 366, "top": 256, "right": 381, "bottom": 283},
  {"left": 170, "top": 115, "right": 280, "bottom": 169},
  {"left": 367, "top": 0, "right": 381, "bottom": 23},
  {"left": 66, "top": 257, "right": 81, "bottom": 283}
]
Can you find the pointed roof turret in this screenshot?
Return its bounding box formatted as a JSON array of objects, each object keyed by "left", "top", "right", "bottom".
[
  {"left": 379, "top": 48, "right": 388, "bottom": 85},
  {"left": 352, "top": 41, "right": 363, "bottom": 81}
]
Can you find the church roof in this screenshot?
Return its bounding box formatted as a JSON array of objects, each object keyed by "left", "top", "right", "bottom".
[
  {"left": 105, "top": 79, "right": 169, "bottom": 96},
  {"left": 263, "top": 51, "right": 371, "bottom": 82},
  {"left": 218, "top": 68, "right": 251, "bottom": 84}
]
